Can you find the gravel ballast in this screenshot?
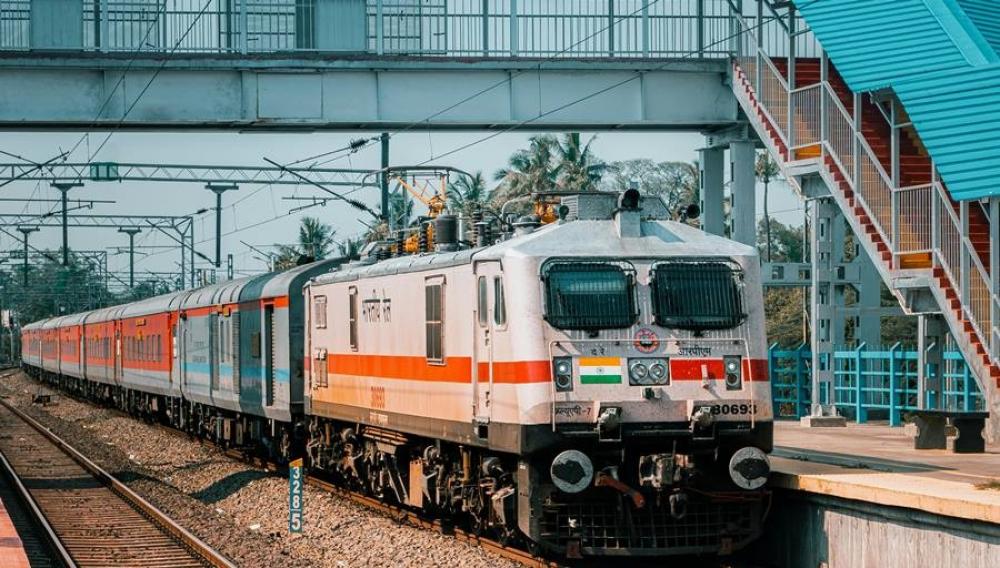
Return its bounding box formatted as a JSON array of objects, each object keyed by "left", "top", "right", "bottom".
[{"left": 0, "top": 371, "right": 522, "bottom": 568}]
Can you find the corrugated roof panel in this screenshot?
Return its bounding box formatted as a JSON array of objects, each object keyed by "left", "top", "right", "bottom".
[
  {"left": 796, "top": 0, "right": 984, "bottom": 92},
  {"left": 896, "top": 64, "right": 1000, "bottom": 200},
  {"left": 793, "top": 0, "right": 1000, "bottom": 200},
  {"left": 957, "top": 0, "right": 1000, "bottom": 55}
]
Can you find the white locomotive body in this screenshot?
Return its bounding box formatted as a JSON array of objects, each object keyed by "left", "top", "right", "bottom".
[{"left": 304, "top": 192, "right": 772, "bottom": 557}]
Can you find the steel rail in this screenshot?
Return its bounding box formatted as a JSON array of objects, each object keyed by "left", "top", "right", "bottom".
[
  {"left": 224, "top": 447, "right": 560, "bottom": 568},
  {"left": 0, "top": 446, "right": 76, "bottom": 567},
  {"left": 8, "top": 370, "right": 559, "bottom": 567},
  {"left": 0, "top": 396, "right": 237, "bottom": 568}
]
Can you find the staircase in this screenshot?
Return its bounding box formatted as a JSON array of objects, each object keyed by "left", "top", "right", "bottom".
[{"left": 730, "top": 18, "right": 1000, "bottom": 433}]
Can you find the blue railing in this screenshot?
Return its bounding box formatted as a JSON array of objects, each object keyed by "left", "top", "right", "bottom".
[{"left": 769, "top": 343, "right": 985, "bottom": 423}]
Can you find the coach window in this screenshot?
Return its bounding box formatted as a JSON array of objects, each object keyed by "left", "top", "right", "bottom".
[
  {"left": 314, "top": 295, "right": 328, "bottom": 329},
  {"left": 347, "top": 289, "right": 358, "bottom": 351},
  {"left": 477, "top": 277, "right": 487, "bottom": 327},
  {"left": 425, "top": 278, "right": 445, "bottom": 363},
  {"left": 493, "top": 276, "right": 507, "bottom": 328}
]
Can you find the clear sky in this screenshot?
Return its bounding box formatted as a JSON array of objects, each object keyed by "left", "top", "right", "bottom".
[{"left": 0, "top": 130, "right": 802, "bottom": 282}]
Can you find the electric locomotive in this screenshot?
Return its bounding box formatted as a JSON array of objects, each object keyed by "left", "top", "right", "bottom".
[{"left": 302, "top": 190, "right": 772, "bottom": 557}]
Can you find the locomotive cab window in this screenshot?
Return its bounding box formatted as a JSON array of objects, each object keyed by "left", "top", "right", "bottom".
[
  {"left": 651, "top": 260, "right": 746, "bottom": 331},
  {"left": 493, "top": 276, "right": 507, "bottom": 327},
  {"left": 477, "top": 277, "right": 488, "bottom": 327},
  {"left": 542, "top": 261, "right": 637, "bottom": 330},
  {"left": 347, "top": 288, "right": 358, "bottom": 351},
  {"left": 425, "top": 278, "right": 445, "bottom": 363}
]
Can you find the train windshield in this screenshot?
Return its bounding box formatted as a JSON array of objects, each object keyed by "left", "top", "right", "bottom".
[
  {"left": 543, "top": 262, "right": 637, "bottom": 330},
  {"left": 651, "top": 260, "right": 745, "bottom": 331}
]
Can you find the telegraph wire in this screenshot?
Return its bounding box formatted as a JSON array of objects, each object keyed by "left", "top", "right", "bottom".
[
  {"left": 279, "top": 0, "right": 668, "bottom": 169},
  {"left": 62, "top": 2, "right": 171, "bottom": 162},
  {"left": 106, "top": 2, "right": 820, "bottom": 272},
  {"left": 88, "top": 0, "right": 216, "bottom": 161},
  {"left": 397, "top": 0, "right": 823, "bottom": 172}
]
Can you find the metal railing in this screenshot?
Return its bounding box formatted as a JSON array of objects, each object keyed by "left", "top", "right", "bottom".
[
  {"left": 0, "top": 0, "right": 755, "bottom": 57},
  {"left": 732, "top": 6, "right": 999, "bottom": 378},
  {"left": 770, "top": 343, "right": 985, "bottom": 421}
]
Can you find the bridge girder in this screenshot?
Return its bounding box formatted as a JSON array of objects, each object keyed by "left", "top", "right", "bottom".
[{"left": 0, "top": 57, "right": 741, "bottom": 131}]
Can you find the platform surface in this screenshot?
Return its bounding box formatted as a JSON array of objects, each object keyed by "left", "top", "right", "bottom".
[
  {"left": 0, "top": 497, "right": 29, "bottom": 568},
  {"left": 772, "top": 421, "right": 1000, "bottom": 524}
]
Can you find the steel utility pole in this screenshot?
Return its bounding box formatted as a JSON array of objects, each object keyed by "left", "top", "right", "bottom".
[
  {"left": 15, "top": 226, "right": 39, "bottom": 286},
  {"left": 381, "top": 132, "right": 390, "bottom": 226},
  {"left": 52, "top": 182, "right": 84, "bottom": 265},
  {"left": 118, "top": 227, "right": 142, "bottom": 288},
  {"left": 205, "top": 183, "right": 238, "bottom": 268}
]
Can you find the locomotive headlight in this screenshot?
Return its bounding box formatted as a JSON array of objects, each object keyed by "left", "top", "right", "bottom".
[
  {"left": 724, "top": 355, "right": 742, "bottom": 391},
  {"left": 629, "top": 362, "right": 649, "bottom": 382},
  {"left": 629, "top": 358, "right": 669, "bottom": 386},
  {"left": 649, "top": 362, "right": 668, "bottom": 382},
  {"left": 552, "top": 356, "right": 574, "bottom": 392}
]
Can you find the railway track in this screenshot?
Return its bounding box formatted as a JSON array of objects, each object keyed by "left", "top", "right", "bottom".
[
  {"left": 0, "top": 396, "right": 236, "bottom": 568},
  {"left": 3, "top": 373, "right": 557, "bottom": 567},
  {"left": 305, "top": 476, "right": 559, "bottom": 568},
  {"left": 216, "top": 447, "right": 560, "bottom": 568}
]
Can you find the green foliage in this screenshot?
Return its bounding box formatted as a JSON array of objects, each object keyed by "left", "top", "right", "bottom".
[
  {"left": 337, "top": 237, "right": 364, "bottom": 260},
  {"left": 1, "top": 250, "right": 168, "bottom": 332},
  {"left": 756, "top": 217, "right": 805, "bottom": 262},
  {"left": 764, "top": 287, "right": 807, "bottom": 348},
  {"left": 757, "top": 217, "right": 807, "bottom": 347},
  {"left": 491, "top": 133, "right": 606, "bottom": 212},
  {"left": 449, "top": 171, "right": 490, "bottom": 217},
  {"left": 274, "top": 216, "right": 337, "bottom": 270},
  {"left": 602, "top": 159, "right": 699, "bottom": 213}
]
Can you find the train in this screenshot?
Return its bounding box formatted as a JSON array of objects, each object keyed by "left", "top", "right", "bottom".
[{"left": 20, "top": 189, "right": 773, "bottom": 558}]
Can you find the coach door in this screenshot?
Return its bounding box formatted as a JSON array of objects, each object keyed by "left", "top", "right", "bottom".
[
  {"left": 114, "top": 323, "right": 122, "bottom": 386},
  {"left": 473, "top": 262, "right": 503, "bottom": 427}
]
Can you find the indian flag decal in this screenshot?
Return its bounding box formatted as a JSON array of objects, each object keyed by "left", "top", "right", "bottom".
[{"left": 579, "top": 357, "right": 622, "bottom": 384}]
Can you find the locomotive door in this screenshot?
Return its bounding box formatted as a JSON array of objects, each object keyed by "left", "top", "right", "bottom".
[{"left": 472, "top": 261, "right": 502, "bottom": 425}]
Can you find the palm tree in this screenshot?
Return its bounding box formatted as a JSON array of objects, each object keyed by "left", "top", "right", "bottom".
[
  {"left": 449, "top": 171, "right": 490, "bottom": 216},
  {"left": 553, "top": 133, "right": 607, "bottom": 191},
  {"left": 273, "top": 216, "right": 336, "bottom": 270},
  {"left": 492, "top": 135, "right": 558, "bottom": 208},
  {"left": 337, "top": 237, "right": 364, "bottom": 259},
  {"left": 755, "top": 153, "right": 781, "bottom": 262},
  {"left": 273, "top": 244, "right": 303, "bottom": 271},
  {"left": 298, "top": 216, "right": 336, "bottom": 260}
]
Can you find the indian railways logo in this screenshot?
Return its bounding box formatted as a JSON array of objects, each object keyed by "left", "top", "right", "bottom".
[{"left": 633, "top": 328, "right": 659, "bottom": 354}]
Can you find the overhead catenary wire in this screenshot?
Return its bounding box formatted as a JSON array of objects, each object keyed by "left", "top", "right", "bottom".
[
  {"left": 88, "top": 0, "right": 216, "bottom": 161},
  {"left": 280, "top": 0, "right": 669, "bottom": 170},
  {"left": 395, "top": 1, "right": 822, "bottom": 173},
  {"left": 93, "top": 2, "right": 819, "bottom": 274},
  {"left": 181, "top": 3, "right": 818, "bottom": 267}
]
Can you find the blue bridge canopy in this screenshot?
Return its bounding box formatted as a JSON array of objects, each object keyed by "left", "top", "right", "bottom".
[{"left": 797, "top": 0, "right": 1000, "bottom": 200}]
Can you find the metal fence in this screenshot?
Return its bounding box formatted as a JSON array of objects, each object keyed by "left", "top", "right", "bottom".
[
  {"left": 769, "top": 343, "right": 985, "bottom": 423},
  {"left": 0, "top": 0, "right": 783, "bottom": 58}
]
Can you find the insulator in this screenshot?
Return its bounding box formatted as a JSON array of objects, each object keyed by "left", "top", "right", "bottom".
[
  {"left": 475, "top": 221, "right": 490, "bottom": 247},
  {"left": 418, "top": 223, "right": 429, "bottom": 253},
  {"left": 434, "top": 214, "right": 458, "bottom": 248}
]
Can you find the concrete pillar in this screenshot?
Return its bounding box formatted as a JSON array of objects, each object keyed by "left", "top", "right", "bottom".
[
  {"left": 730, "top": 140, "right": 757, "bottom": 247},
  {"left": 917, "top": 315, "right": 946, "bottom": 410},
  {"left": 699, "top": 146, "right": 725, "bottom": 236},
  {"left": 853, "top": 244, "right": 885, "bottom": 347},
  {"left": 801, "top": 176, "right": 846, "bottom": 426}
]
